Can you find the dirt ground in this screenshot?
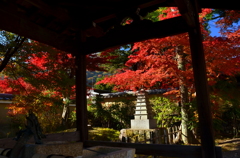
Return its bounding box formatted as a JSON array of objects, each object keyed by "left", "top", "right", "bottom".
[{"left": 216, "top": 138, "right": 240, "bottom": 158}]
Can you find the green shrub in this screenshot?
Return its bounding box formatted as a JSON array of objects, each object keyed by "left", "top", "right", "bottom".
[
  {"left": 87, "top": 96, "right": 135, "bottom": 130},
  {"left": 150, "top": 97, "right": 181, "bottom": 127}
]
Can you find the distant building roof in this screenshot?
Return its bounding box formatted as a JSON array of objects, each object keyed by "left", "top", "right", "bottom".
[
  {"left": 146, "top": 89, "right": 167, "bottom": 94},
  {"left": 0, "top": 94, "right": 14, "bottom": 100},
  {"left": 89, "top": 89, "right": 168, "bottom": 98}
]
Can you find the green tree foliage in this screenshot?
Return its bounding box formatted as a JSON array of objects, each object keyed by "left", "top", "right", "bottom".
[
  {"left": 93, "top": 44, "right": 133, "bottom": 91},
  {"left": 100, "top": 44, "right": 133, "bottom": 74},
  {"left": 87, "top": 71, "right": 110, "bottom": 88},
  {"left": 150, "top": 97, "right": 181, "bottom": 127},
  {"left": 87, "top": 96, "right": 135, "bottom": 130},
  {"left": 94, "top": 76, "right": 115, "bottom": 92},
  {"left": 0, "top": 30, "right": 112, "bottom": 132},
  {"left": 209, "top": 75, "right": 240, "bottom": 137}
]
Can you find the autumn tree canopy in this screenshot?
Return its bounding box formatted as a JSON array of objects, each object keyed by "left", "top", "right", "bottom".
[
  {"left": 97, "top": 8, "right": 240, "bottom": 94},
  {"left": 0, "top": 33, "right": 113, "bottom": 129},
  {"left": 96, "top": 8, "right": 240, "bottom": 143}
]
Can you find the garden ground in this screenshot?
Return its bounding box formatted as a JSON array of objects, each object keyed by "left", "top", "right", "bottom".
[
  {"left": 83, "top": 128, "right": 240, "bottom": 157},
  {"left": 74, "top": 128, "right": 240, "bottom": 157},
  {"left": 216, "top": 138, "right": 240, "bottom": 158}
]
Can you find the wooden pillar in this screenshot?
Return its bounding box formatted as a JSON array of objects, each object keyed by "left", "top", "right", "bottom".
[
  {"left": 175, "top": 0, "right": 215, "bottom": 156},
  {"left": 188, "top": 17, "right": 216, "bottom": 158},
  {"left": 75, "top": 54, "right": 88, "bottom": 142}
]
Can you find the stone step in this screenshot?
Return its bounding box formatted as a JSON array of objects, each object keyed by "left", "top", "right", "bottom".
[
  {"left": 134, "top": 114, "right": 148, "bottom": 116},
  {"left": 136, "top": 104, "right": 148, "bottom": 106},
  {"left": 136, "top": 101, "right": 148, "bottom": 103},
  {"left": 135, "top": 109, "right": 148, "bottom": 111},
  {"left": 135, "top": 105, "right": 148, "bottom": 107},
  {"left": 137, "top": 96, "right": 146, "bottom": 98}
]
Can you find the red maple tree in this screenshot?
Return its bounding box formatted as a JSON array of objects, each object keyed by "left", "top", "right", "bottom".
[
  {"left": 0, "top": 40, "right": 112, "bottom": 128},
  {"left": 97, "top": 8, "right": 240, "bottom": 143}
]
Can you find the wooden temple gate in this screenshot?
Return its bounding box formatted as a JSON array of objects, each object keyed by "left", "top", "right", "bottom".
[{"left": 0, "top": 0, "right": 239, "bottom": 157}]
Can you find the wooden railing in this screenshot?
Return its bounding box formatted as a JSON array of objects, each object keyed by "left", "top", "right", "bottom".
[
  {"left": 120, "top": 125, "right": 181, "bottom": 144},
  {"left": 167, "top": 124, "right": 182, "bottom": 144}
]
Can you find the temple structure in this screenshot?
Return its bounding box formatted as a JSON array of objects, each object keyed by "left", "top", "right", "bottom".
[{"left": 1, "top": 0, "right": 239, "bottom": 157}]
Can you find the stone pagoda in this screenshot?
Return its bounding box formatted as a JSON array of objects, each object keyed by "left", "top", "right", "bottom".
[
  {"left": 119, "top": 90, "right": 169, "bottom": 144},
  {"left": 131, "top": 89, "right": 157, "bottom": 129}
]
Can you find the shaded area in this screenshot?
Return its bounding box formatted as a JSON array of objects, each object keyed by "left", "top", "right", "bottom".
[{"left": 217, "top": 138, "right": 240, "bottom": 158}]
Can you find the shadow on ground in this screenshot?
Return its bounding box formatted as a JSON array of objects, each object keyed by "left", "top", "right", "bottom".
[{"left": 217, "top": 138, "right": 240, "bottom": 158}]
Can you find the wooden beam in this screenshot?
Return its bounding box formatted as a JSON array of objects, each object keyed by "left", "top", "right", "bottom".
[
  {"left": 199, "top": 0, "right": 240, "bottom": 10},
  {"left": 93, "top": 0, "right": 167, "bottom": 23},
  {"left": 0, "top": 1, "right": 188, "bottom": 56},
  {"left": 186, "top": 1, "right": 216, "bottom": 158},
  {"left": 80, "top": 16, "right": 189, "bottom": 54},
  {"left": 84, "top": 141, "right": 223, "bottom": 158},
  {"left": 174, "top": 0, "right": 199, "bottom": 28},
  {"left": 75, "top": 54, "right": 88, "bottom": 142},
  {"left": 0, "top": 1, "right": 78, "bottom": 54},
  {"left": 158, "top": 0, "right": 240, "bottom": 10},
  {"left": 23, "top": 0, "right": 69, "bottom": 21},
  {"left": 22, "top": 0, "right": 95, "bottom": 31}
]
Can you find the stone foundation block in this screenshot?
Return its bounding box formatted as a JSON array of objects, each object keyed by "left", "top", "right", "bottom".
[
  {"left": 120, "top": 128, "right": 169, "bottom": 144},
  {"left": 131, "top": 119, "right": 157, "bottom": 129}
]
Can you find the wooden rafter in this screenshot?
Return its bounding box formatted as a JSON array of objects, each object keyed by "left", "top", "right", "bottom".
[
  {"left": 159, "top": 0, "right": 240, "bottom": 10},
  {"left": 80, "top": 16, "right": 189, "bottom": 54},
  {"left": 0, "top": 2, "right": 78, "bottom": 53},
  {"left": 1, "top": 0, "right": 239, "bottom": 57},
  {"left": 199, "top": 0, "right": 240, "bottom": 10},
  {"left": 0, "top": 1, "right": 189, "bottom": 55},
  {"left": 23, "top": 0, "right": 70, "bottom": 21},
  {"left": 93, "top": 0, "right": 167, "bottom": 23}
]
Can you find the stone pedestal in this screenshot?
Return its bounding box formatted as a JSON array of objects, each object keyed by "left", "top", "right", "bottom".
[
  {"left": 119, "top": 90, "right": 167, "bottom": 144},
  {"left": 120, "top": 128, "right": 169, "bottom": 144},
  {"left": 131, "top": 119, "right": 157, "bottom": 129}
]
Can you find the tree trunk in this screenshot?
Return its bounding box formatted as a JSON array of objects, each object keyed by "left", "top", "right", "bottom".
[{"left": 176, "top": 46, "right": 198, "bottom": 144}]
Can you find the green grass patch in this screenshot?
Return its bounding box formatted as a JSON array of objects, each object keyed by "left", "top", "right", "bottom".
[
  {"left": 89, "top": 127, "right": 120, "bottom": 141},
  {"left": 54, "top": 127, "right": 120, "bottom": 142}
]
